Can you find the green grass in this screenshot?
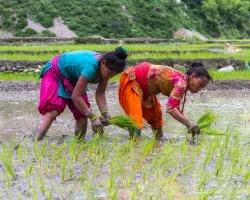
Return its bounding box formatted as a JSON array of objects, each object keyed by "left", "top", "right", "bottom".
[
  {"left": 2, "top": 69, "right": 250, "bottom": 82},
  {"left": 209, "top": 69, "right": 250, "bottom": 80},
  {"left": 0, "top": 43, "right": 226, "bottom": 52},
  {"left": 1, "top": 44, "right": 250, "bottom": 62},
  {"left": 1, "top": 42, "right": 250, "bottom": 82},
  {"left": 0, "top": 72, "right": 40, "bottom": 81}
]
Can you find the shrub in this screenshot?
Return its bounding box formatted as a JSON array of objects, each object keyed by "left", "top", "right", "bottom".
[
  {"left": 15, "top": 19, "right": 28, "bottom": 30},
  {"left": 15, "top": 28, "right": 37, "bottom": 37},
  {"left": 40, "top": 30, "right": 56, "bottom": 37},
  {"left": 36, "top": 12, "right": 54, "bottom": 28}
]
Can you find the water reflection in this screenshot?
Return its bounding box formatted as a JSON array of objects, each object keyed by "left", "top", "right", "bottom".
[{"left": 0, "top": 89, "right": 250, "bottom": 140}]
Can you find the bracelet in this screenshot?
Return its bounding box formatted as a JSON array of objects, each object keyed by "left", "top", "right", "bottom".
[
  {"left": 90, "top": 115, "right": 98, "bottom": 121},
  {"left": 100, "top": 109, "right": 108, "bottom": 115}
]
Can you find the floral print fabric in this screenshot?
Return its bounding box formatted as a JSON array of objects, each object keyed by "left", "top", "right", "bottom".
[{"left": 125, "top": 63, "right": 187, "bottom": 112}]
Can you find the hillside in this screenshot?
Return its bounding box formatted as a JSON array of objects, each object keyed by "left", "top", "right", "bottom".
[{"left": 0, "top": 0, "right": 250, "bottom": 39}]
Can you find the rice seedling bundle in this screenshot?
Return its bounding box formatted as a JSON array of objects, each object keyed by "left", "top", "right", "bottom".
[
  {"left": 197, "top": 111, "right": 226, "bottom": 136},
  {"left": 108, "top": 115, "right": 137, "bottom": 130}
]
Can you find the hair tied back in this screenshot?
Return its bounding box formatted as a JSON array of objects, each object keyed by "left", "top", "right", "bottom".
[
  {"left": 114, "top": 47, "right": 128, "bottom": 60},
  {"left": 191, "top": 61, "right": 204, "bottom": 68}
]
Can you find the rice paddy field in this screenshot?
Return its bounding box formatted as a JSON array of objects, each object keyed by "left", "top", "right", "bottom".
[{"left": 0, "top": 41, "right": 249, "bottom": 199}]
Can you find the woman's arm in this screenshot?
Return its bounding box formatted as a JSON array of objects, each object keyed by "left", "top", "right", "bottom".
[
  {"left": 72, "top": 75, "right": 103, "bottom": 132},
  {"left": 95, "top": 78, "right": 108, "bottom": 112},
  {"left": 168, "top": 108, "right": 192, "bottom": 129},
  {"left": 72, "top": 75, "right": 90, "bottom": 114}
]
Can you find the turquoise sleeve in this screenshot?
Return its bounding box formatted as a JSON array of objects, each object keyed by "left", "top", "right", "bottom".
[{"left": 80, "top": 62, "right": 98, "bottom": 81}]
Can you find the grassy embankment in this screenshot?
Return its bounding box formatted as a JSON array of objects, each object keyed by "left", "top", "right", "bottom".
[{"left": 1, "top": 43, "right": 250, "bottom": 81}]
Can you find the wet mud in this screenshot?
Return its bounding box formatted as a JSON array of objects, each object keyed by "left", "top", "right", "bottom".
[
  {"left": 2, "top": 79, "right": 250, "bottom": 92},
  {"left": 0, "top": 83, "right": 249, "bottom": 199}
]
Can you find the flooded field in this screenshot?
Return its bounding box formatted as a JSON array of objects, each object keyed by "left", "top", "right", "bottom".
[
  {"left": 1, "top": 87, "right": 250, "bottom": 139},
  {"left": 0, "top": 87, "right": 249, "bottom": 199}
]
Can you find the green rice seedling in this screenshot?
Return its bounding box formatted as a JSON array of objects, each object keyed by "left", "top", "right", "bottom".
[
  {"left": 197, "top": 111, "right": 216, "bottom": 129},
  {"left": 46, "top": 192, "right": 53, "bottom": 200},
  {"left": 40, "top": 141, "right": 48, "bottom": 158},
  {"left": 125, "top": 174, "right": 134, "bottom": 187},
  {"left": 242, "top": 171, "right": 250, "bottom": 186},
  {"left": 221, "top": 128, "right": 232, "bottom": 149},
  {"left": 201, "top": 128, "right": 227, "bottom": 136},
  {"left": 84, "top": 180, "right": 95, "bottom": 200},
  {"left": 108, "top": 115, "right": 137, "bottom": 130},
  {"left": 69, "top": 162, "right": 74, "bottom": 178},
  {"left": 179, "top": 162, "right": 195, "bottom": 175},
  {"left": 166, "top": 171, "right": 178, "bottom": 184},
  {"left": 33, "top": 140, "right": 48, "bottom": 166},
  {"left": 198, "top": 172, "right": 209, "bottom": 190},
  {"left": 16, "top": 143, "right": 27, "bottom": 163},
  {"left": 31, "top": 189, "right": 38, "bottom": 200},
  {"left": 59, "top": 158, "right": 67, "bottom": 182},
  {"left": 141, "top": 139, "right": 155, "bottom": 156},
  {"left": 17, "top": 190, "right": 22, "bottom": 200},
  {"left": 79, "top": 166, "right": 88, "bottom": 184},
  {"left": 202, "top": 143, "right": 214, "bottom": 171},
  {"left": 68, "top": 138, "right": 85, "bottom": 162},
  {"left": 35, "top": 170, "right": 45, "bottom": 194},
  {"left": 230, "top": 146, "right": 241, "bottom": 175},
  {"left": 51, "top": 142, "right": 66, "bottom": 161},
  {"left": 215, "top": 150, "right": 225, "bottom": 176},
  {"left": 33, "top": 140, "right": 39, "bottom": 161},
  {"left": 0, "top": 151, "right": 16, "bottom": 180},
  {"left": 181, "top": 137, "right": 189, "bottom": 160},
  {"left": 24, "top": 163, "right": 34, "bottom": 177},
  {"left": 200, "top": 187, "right": 218, "bottom": 200},
  {"left": 197, "top": 111, "right": 226, "bottom": 136}
]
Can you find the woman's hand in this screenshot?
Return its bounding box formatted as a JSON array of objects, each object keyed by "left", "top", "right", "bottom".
[
  {"left": 91, "top": 117, "right": 104, "bottom": 134},
  {"left": 84, "top": 109, "right": 104, "bottom": 134},
  {"left": 187, "top": 122, "right": 200, "bottom": 136},
  {"left": 99, "top": 112, "right": 111, "bottom": 126}
]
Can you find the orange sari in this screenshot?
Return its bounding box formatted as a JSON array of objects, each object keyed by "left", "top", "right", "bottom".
[{"left": 119, "top": 63, "right": 187, "bottom": 131}]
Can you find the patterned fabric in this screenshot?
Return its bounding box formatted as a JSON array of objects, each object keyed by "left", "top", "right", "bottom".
[
  {"left": 124, "top": 63, "right": 187, "bottom": 113},
  {"left": 39, "top": 51, "right": 99, "bottom": 98},
  {"left": 38, "top": 67, "right": 90, "bottom": 120},
  {"left": 119, "top": 73, "right": 164, "bottom": 130}
]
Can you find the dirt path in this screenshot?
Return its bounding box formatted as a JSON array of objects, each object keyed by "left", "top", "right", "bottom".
[{"left": 1, "top": 80, "right": 250, "bottom": 91}]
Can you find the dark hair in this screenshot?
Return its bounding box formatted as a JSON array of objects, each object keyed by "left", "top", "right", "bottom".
[
  {"left": 101, "top": 47, "right": 128, "bottom": 73},
  {"left": 186, "top": 61, "right": 212, "bottom": 81}
]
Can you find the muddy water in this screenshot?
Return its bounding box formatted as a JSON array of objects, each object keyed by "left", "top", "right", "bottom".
[
  {"left": 0, "top": 89, "right": 249, "bottom": 199},
  {"left": 0, "top": 89, "right": 250, "bottom": 140}
]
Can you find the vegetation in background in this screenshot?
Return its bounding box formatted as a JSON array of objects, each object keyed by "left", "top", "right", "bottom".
[{"left": 0, "top": 0, "right": 250, "bottom": 39}]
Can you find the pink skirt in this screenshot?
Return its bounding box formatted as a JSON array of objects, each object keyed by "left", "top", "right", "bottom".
[{"left": 38, "top": 57, "right": 90, "bottom": 120}]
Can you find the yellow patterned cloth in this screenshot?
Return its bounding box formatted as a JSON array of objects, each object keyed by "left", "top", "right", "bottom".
[{"left": 124, "top": 63, "right": 187, "bottom": 112}]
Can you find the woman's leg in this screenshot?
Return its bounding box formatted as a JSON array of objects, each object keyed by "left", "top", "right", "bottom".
[
  {"left": 152, "top": 126, "right": 163, "bottom": 140},
  {"left": 142, "top": 96, "right": 164, "bottom": 140},
  {"left": 75, "top": 117, "right": 88, "bottom": 140},
  {"left": 67, "top": 93, "right": 90, "bottom": 139},
  {"left": 35, "top": 69, "right": 66, "bottom": 141},
  {"left": 34, "top": 110, "right": 59, "bottom": 141}
]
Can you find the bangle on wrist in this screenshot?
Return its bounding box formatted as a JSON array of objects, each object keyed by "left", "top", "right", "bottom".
[
  {"left": 90, "top": 115, "right": 98, "bottom": 121},
  {"left": 100, "top": 109, "right": 108, "bottom": 115}
]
